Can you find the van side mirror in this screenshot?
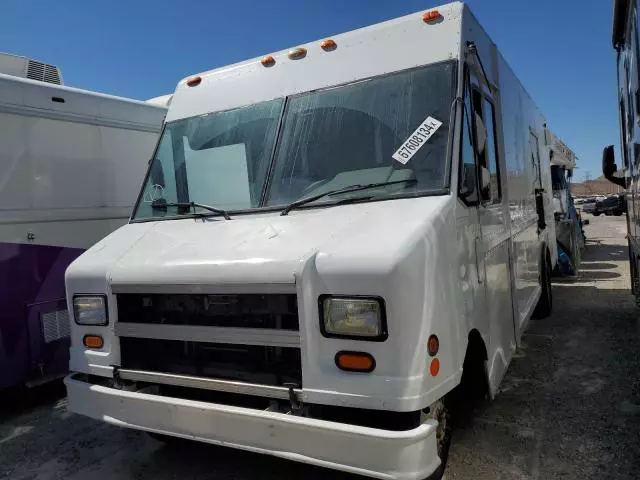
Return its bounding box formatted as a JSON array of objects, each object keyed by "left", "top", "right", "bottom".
[
  {"left": 474, "top": 113, "right": 487, "bottom": 155},
  {"left": 602, "top": 145, "right": 617, "bottom": 176},
  {"left": 460, "top": 163, "right": 478, "bottom": 202},
  {"left": 480, "top": 166, "right": 491, "bottom": 201},
  {"left": 602, "top": 145, "right": 627, "bottom": 188}
]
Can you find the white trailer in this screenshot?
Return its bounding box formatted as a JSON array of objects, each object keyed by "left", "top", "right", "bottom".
[
  {"left": 64, "top": 4, "right": 555, "bottom": 479},
  {"left": 0, "top": 53, "right": 167, "bottom": 389}
]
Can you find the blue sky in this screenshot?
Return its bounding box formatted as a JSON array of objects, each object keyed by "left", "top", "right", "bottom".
[{"left": 2, "top": 0, "right": 617, "bottom": 180}]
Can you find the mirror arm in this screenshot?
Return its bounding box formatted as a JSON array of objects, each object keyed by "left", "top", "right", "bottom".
[
  {"left": 466, "top": 42, "right": 492, "bottom": 92},
  {"left": 604, "top": 174, "right": 628, "bottom": 188},
  {"left": 602, "top": 145, "right": 628, "bottom": 188}
]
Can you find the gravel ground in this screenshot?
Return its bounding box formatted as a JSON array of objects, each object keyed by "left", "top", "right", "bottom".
[
  {"left": 447, "top": 214, "right": 640, "bottom": 479},
  {"left": 1, "top": 215, "right": 639, "bottom": 480}
]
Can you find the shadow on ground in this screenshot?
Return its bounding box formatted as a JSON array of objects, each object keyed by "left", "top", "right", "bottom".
[
  {"left": 573, "top": 262, "right": 617, "bottom": 270},
  {"left": 448, "top": 228, "right": 640, "bottom": 479},
  {"left": 582, "top": 241, "right": 628, "bottom": 262},
  {"left": 0, "top": 380, "right": 66, "bottom": 422},
  {"left": 448, "top": 269, "right": 640, "bottom": 480}
]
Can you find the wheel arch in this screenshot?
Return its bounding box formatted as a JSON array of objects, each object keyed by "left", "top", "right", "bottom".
[{"left": 459, "top": 328, "right": 490, "bottom": 400}]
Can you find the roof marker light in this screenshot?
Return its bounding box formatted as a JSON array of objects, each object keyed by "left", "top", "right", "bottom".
[
  {"left": 288, "top": 47, "right": 307, "bottom": 60},
  {"left": 186, "top": 76, "right": 202, "bottom": 87},
  {"left": 320, "top": 39, "right": 337, "bottom": 51},
  {"left": 423, "top": 10, "right": 442, "bottom": 23},
  {"left": 261, "top": 55, "right": 275, "bottom": 67}
]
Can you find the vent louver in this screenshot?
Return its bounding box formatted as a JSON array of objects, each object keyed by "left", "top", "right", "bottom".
[
  {"left": 26, "top": 59, "right": 62, "bottom": 85},
  {"left": 41, "top": 310, "right": 71, "bottom": 343}
]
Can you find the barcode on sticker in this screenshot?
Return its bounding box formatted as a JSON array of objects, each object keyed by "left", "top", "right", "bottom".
[{"left": 392, "top": 116, "right": 443, "bottom": 164}]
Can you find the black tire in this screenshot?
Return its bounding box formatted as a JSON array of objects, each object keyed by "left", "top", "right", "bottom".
[
  {"left": 421, "top": 398, "right": 451, "bottom": 480},
  {"left": 593, "top": 212, "right": 601, "bottom": 216},
  {"left": 533, "top": 251, "right": 552, "bottom": 318},
  {"left": 628, "top": 237, "right": 640, "bottom": 306},
  {"left": 615, "top": 211, "right": 624, "bottom": 216}
]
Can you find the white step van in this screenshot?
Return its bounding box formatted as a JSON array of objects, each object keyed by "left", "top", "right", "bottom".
[{"left": 64, "top": 3, "right": 556, "bottom": 479}]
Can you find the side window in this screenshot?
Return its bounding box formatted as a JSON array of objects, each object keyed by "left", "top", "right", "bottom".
[
  {"left": 471, "top": 87, "right": 501, "bottom": 204},
  {"left": 471, "top": 88, "right": 487, "bottom": 169},
  {"left": 458, "top": 91, "right": 478, "bottom": 204},
  {"left": 482, "top": 98, "right": 502, "bottom": 203}
]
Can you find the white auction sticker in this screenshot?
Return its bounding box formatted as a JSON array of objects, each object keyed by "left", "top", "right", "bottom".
[{"left": 392, "top": 116, "right": 443, "bottom": 164}]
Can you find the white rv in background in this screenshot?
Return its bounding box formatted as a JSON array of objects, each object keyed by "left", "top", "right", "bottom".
[
  {"left": 544, "top": 129, "right": 583, "bottom": 272},
  {"left": 64, "top": 3, "right": 557, "bottom": 479},
  {"left": 0, "top": 52, "right": 167, "bottom": 389}
]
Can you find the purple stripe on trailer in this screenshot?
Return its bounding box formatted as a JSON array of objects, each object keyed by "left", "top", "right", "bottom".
[{"left": 0, "top": 242, "right": 83, "bottom": 388}]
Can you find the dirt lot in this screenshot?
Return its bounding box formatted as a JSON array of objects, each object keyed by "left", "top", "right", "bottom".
[{"left": 1, "top": 215, "right": 639, "bottom": 480}]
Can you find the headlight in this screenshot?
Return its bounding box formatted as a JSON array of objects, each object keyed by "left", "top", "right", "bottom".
[
  {"left": 319, "top": 296, "right": 387, "bottom": 341},
  {"left": 73, "top": 295, "right": 108, "bottom": 326}
]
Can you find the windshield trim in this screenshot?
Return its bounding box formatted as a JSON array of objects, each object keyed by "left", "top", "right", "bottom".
[
  {"left": 130, "top": 186, "right": 451, "bottom": 224},
  {"left": 130, "top": 60, "right": 457, "bottom": 223},
  {"left": 128, "top": 121, "right": 169, "bottom": 223}
]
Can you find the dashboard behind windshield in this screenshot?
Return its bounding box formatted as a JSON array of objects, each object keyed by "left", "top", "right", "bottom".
[{"left": 133, "top": 61, "right": 456, "bottom": 221}]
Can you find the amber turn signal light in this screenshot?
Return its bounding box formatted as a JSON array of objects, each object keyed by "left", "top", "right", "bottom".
[
  {"left": 423, "top": 10, "right": 442, "bottom": 23},
  {"left": 430, "top": 358, "right": 440, "bottom": 377},
  {"left": 186, "top": 76, "right": 202, "bottom": 87},
  {"left": 427, "top": 335, "right": 439, "bottom": 357},
  {"left": 335, "top": 351, "right": 375, "bottom": 373},
  {"left": 261, "top": 55, "right": 275, "bottom": 67},
  {"left": 288, "top": 47, "right": 307, "bottom": 60},
  {"left": 320, "top": 39, "right": 337, "bottom": 51},
  {"left": 83, "top": 334, "right": 104, "bottom": 349}
]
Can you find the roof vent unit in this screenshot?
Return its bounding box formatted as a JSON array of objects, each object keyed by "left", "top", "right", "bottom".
[{"left": 0, "top": 52, "right": 63, "bottom": 85}]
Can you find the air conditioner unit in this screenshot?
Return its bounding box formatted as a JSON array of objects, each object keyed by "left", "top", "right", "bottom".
[{"left": 0, "top": 52, "right": 63, "bottom": 85}]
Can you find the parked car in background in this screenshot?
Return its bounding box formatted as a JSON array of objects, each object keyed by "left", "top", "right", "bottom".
[
  {"left": 594, "top": 194, "right": 626, "bottom": 216},
  {"left": 582, "top": 198, "right": 597, "bottom": 214}
]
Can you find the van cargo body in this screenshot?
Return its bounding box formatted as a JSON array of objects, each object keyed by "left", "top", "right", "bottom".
[
  {"left": 64, "top": 3, "right": 556, "bottom": 479},
  {"left": 0, "top": 63, "right": 167, "bottom": 388}
]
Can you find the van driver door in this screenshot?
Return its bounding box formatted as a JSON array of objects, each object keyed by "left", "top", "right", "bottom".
[{"left": 467, "top": 66, "right": 516, "bottom": 395}]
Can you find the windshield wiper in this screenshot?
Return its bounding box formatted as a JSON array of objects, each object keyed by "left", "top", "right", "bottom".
[
  {"left": 151, "top": 200, "right": 231, "bottom": 220},
  {"left": 280, "top": 179, "right": 417, "bottom": 216}
]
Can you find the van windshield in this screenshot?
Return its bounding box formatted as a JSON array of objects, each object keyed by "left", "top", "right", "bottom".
[{"left": 133, "top": 61, "right": 455, "bottom": 221}]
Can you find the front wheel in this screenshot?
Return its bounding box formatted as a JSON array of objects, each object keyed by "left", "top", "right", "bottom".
[
  {"left": 593, "top": 212, "right": 601, "bottom": 216},
  {"left": 421, "top": 398, "right": 452, "bottom": 480},
  {"left": 629, "top": 238, "right": 640, "bottom": 307}
]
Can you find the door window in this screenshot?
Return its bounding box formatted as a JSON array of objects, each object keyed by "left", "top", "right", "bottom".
[
  {"left": 471, "top": 88, "right": 502, "bottom": 204},
  {"left": 458, "top": 91, "right": 478, "bottom": 204},
  {"left": 482, "top": 98, "right": 501, "bottom": 203}
]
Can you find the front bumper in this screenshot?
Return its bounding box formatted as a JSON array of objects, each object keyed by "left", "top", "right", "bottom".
[{"left": 65, "top": 375, "right": 441, "bottom": 480}]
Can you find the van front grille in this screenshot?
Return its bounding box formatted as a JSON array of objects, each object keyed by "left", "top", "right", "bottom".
[
  {"left": 119, "top": 337, "right": 302, "bottom": 387},
  {"left": 116, "top": 293, "right": 299, "bottom": 330}
]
